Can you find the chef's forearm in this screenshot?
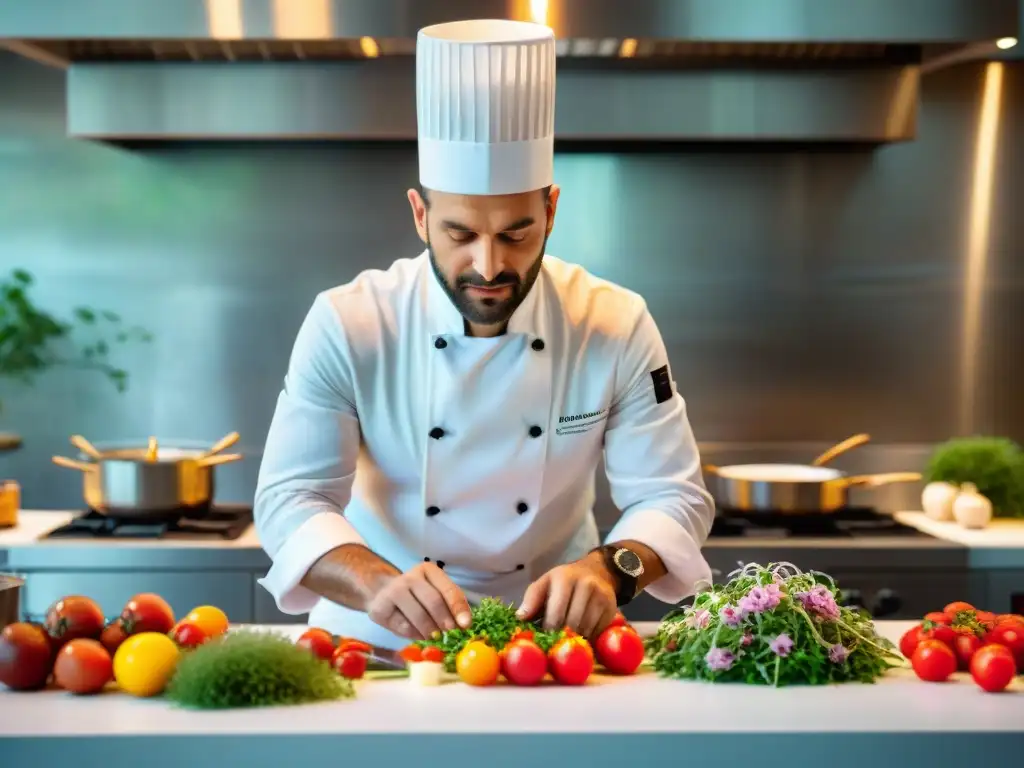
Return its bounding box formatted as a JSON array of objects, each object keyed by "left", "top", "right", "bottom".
[
  {"left": 300, "top": 543, "right": 401, "bottom": 612},
  {"left": 588, "top": 539, "right": 667, "bottom": 592}
]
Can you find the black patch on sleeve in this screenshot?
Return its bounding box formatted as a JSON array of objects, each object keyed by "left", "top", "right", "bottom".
[{"left": 650, "top": 364, "right": 673, "bottom": 404}]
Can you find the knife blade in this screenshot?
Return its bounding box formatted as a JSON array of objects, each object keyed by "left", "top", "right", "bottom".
[{"left": 362, "top": 644, "right": 406, "bottom": 671}]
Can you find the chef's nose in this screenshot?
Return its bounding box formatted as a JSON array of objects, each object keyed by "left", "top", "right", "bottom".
[{"left": 471, "top": 240, "right": 502, "bottom": 282}]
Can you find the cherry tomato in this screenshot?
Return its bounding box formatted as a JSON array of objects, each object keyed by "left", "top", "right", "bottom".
[
  {"left": 170, "top": 622, "right": 207, "bottom": 649},
  {"left": 943, "top": 601, "right": 975, "bottom": 615},
  {"left": 953, "top": 631, "right": 982, "bottom": 670},
  {"left": 995, "top": 614, "right": 1024, "bottom": 627},
  {"left": 336, "top": 640, "right": 372, "bottom": 655},
  {"left": 0, "top": 622, "right": 53, "bottom": 691},
  {"left": 548, "top": 636, "right": 595, "bottom": 686},
  {"left": 921, "top": 624, "right": 957, "bottom": 652},
  {"left": 181, "top": 606, "right": 229, "bottom": 638},
  {"left": 332, "top": 648, "right": 368, "bottom": 680},
  {"left": 509, "top": 629, "right": 535, "bottom": 643},
  {"left": 100, "top": 620, "right": 128, "bottom": 655},
  {"left": 899, "top": 625, "right": 923, "bottom": 659},
  {"left": 984, "top": 624, "right": 1024, "bottom": 668},
  {"left": 455, "top": 640, "right": 501, "bottom": 686},
  {"left": 45, "top": 596, "right": 105, "bottom": 646},
  {"left": 399, "top": 645, "right": 423, "bottom": 663},
  {"left": 502, "top": 639, "right": 547, "bottom": 686},
  {"left": 911, "top": 639, "right": 957, "bottom": 682},
  {"left": 595, "top": 625, "right": 646, "bottom": 675},
  {"left": 420, "top": 646, "right": 444, "bottom": 664},
  {"left": 608, "top": 612, "right": 628, "bottom": 629},
  {"left": 53, "top": 638, "right": 112, "bottom": 695},
  {"left": 975, "top": 610, "right": 997, "bottom": 630},
  {"left": 296, "top": 628, "right": 336, "bottom": 661},
  {"left": 923, "top": 611, "right": 951, "bottom": 626},
  {"left": 970, "top": 644, "right": 1017, "bottom": 692},
  {"left": 121, "top": 593, "right": 176, "bottom": 636}
]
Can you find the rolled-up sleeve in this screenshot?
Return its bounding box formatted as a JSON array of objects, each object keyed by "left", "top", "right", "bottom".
[
  {"left": 602, "top": 300, "right": 715, "bottom": 604},
  {"left": 254, "top": 293, "right": 365, "bottom": 614}
]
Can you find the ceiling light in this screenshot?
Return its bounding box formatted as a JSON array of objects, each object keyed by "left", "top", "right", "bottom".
[{"left": 995, "top": 37, "right": 1017, "bottom": 50}]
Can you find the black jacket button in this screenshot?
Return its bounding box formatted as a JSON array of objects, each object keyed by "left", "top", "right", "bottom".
[
  {"left": 429, "top": 427, "right": 446, "bottom": 440},
  {"left": 531, "top": 338, "right": 545, "bottom": 351},
  {"left": 423, "top": 556, "right": 431, "bottom": 562},
  {"left": 515, "top": 564, "right": 525, "bottom": 571},
  {"left": 426, "top": 506, "right": 441, "bottom": 517},
  {"left": 436, "top": 560, "right": 446, "bottom": 570},
  {"left": 528, "top": 425, "right": 543, "bottom": 438},
  {"left": 434, "top": 337, "right": 447, "bottom": 349},
  {"left": 517, "top": 501, "right": 529, "bottom": 514}
]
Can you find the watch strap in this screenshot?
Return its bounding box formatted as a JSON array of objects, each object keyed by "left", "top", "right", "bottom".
[{"left": 596, "top": 545, "right": 639, "bottom": 607}]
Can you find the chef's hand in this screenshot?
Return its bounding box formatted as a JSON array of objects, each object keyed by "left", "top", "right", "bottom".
[
  {"left": 516, "top": 553, "right": 618, "bottom": 639},
  {"left": 366, "top": 561, "right": 472, "bottom": 640}
]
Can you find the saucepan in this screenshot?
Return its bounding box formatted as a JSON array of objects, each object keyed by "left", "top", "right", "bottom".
[
  {"left": 703, "top": 433, "right": 922, "bottom": 515},
  {"left": 0, "top": 573, "right": 24, "bottom": 631},
  {"left": 51, "top": 432, "right": 243, "bottom": 520}
]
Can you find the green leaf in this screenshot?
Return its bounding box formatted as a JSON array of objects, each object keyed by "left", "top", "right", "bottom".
[
  {"left": 74, "top": 307, "right": 96, "bottom": 324},
  {"left": 11, "top": 269, "right": 32, "bottom": 285}
]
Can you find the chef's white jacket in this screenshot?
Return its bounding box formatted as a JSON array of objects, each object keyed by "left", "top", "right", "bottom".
[{"left": 255, "top": 250, "right": 714, "bottom": 648}]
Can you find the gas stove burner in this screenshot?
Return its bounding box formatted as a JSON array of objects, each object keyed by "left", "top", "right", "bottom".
[
  {"left": 710, "top": 507, "right": 927, "bottom": 539},
  {"left": 44, "top": 503, "right": 252, "bottom": 540}
]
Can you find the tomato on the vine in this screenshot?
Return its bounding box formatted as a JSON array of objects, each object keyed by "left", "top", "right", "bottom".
[
  {"left": 970, "top": 644, "right": 1017, "bottom": 692},
  {"left": 911, "top": 639, "right": 957, "bottom": 682}
]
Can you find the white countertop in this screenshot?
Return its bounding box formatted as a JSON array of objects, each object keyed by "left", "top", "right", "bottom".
[
  {"left": 894, "top": 512, "right": 1024, "bottom": 547},
  {"left": 0, "top": 621, "right": 1021, "bottom": 736}
]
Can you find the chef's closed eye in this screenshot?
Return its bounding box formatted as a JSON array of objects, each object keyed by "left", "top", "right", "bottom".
[{"left": 447, "top": 228, "right": 476, "bottom": 244}]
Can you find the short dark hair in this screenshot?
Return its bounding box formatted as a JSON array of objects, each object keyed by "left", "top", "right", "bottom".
[{"left": 420, "top": 185, "right": 552, "bottom": 209}]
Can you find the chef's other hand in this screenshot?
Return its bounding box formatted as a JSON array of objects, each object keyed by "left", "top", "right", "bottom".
[
  {"left": 366, "top": 561, "right": 472, "bottom": 640},
  {"left": 516, "top": 555, "right": 618, "bottom": 639}
]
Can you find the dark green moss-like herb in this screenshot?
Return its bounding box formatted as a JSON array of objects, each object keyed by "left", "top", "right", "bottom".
[
  {"left": 925, "top": 437, "right": 1024, "bottom": 518},
  {"left": 646, "top": 563, "right": 901, "bottom": 687},
  {"left": 415, "top": 597, "right": 564, "bottom": 671},
  {"left": 166, "top": 630, "right": 355, "bottom": 709}
]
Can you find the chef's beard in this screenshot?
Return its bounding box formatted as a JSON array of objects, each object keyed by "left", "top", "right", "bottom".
[{"left": 428, "top": 236, "right": 546, "bottom": 329}]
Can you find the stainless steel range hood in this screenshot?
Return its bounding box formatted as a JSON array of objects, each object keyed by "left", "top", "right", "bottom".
[{"left": 0, "top": 0, "right": 1018, "bottom": 143}]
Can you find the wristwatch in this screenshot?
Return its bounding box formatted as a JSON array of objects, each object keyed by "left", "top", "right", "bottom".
[{"left": 595, "top": 545, "right": 645, "bottom": 606}]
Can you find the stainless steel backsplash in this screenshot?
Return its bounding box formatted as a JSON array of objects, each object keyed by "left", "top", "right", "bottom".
[{"left": 1, "top": 53, "right": 1022, "bottom": 521}]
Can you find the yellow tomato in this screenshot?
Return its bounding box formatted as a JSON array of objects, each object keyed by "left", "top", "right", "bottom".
[
  {"left": 113, "top": 632, "right": 180, "bottom": 697},
  {"left": 181, "top": 605, "right": 229, "bottom": 638},
  {"left": 455, "top": 640, "right": 500, "bottom": 687}
]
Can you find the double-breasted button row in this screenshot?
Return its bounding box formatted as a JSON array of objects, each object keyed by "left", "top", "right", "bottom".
[
  {"left": 433, "top": 337, "right": 545, "bottom": 351},
  {"left": 425, "top": 501, "right": 531, "bottom": 517},
  {"left": 423, "top": 556, "right": 446, "bottom": 569},
  {"left": 428, "top": 425, "right": 541, "bottom": 440}
]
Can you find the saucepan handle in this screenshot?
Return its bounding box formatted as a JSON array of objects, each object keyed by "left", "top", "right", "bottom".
[
  {"left": 51, "top": 455, "right": 95, "bottom": 472},
  {"left": 843, "top": 472, "right": 922, "bottom": 488},
  {"left": 196, "top": 453, "right": 243, "bottom": 468},
  {"left": 702, "top": 464, "right": 720, "bottom": 476}
]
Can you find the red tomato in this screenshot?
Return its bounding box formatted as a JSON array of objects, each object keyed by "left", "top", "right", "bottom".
[
  {"left": 121, "top": 593, "right": 176, "bottom": 636},
  {"left": 420, "top": 646, "right": 444, "bottom": 664},
  {"left": 45, "top": 596, "right": 105, "bottom": 646},
  {"left": 502, "top": 639, "right": 548, "bottom": 686},
  {"left": 548, "top": 636, "right": 595, "bottom": 686},
  {"left": 509, "top": 629, "right": 535, "bottom": 643},
  {"left": 995, "top": 614, "right": 1024, "bottom": 627},
  {"left": 975, "top": 610, "right": 997, "bottom": 629},
  {"left": 953, "top": 631, "right": 982, "bottom": 671},
  {"left": 170, "top": 622, "right": 207, "bottom": 649},
  {"left": 899, "top": 625, "right": 923, "bottom": 659},
  {"left": 399, "top": 645, "right": 423, "bottom": 663},
  {"left": 0, "top": 622, "right": 54, "bottom": 691},
  {"left": 296, "top": 628, "right": 336, "bottom": 661},
  {"left": 911, "top": 639, "right": 957, "bottom": 682},
  {"left": 332, "top": 649, "right": 368, "bottom": 679},
  {"left": 595, "top": 625, "right": 646, "bottom": 675},
  {"left": 970, "top": 644, "right": 1017, "bottom": 693},
  {"left": 943, "top": 601, "right": 975, "bottom": 615},
  {"left": 53, "top": 638, "right": 112, "bottom": 695},
  {"left": 99, "top": 620, "right": 128, "bottom": 655},
  {"left": 923, "top": 611, "right": 951, "bottom": 626},
  {"left": 608, "top": 612, "right": 628, "bottom": 629},
  {"left": 921, "top": 624, "right": 957, "bottom": 652},
  {"left": 984, "top": 624, "right": 1024, "bottom": 668},
  {"left": 336, "top": 640, "right": 372, "bottom": 655}
]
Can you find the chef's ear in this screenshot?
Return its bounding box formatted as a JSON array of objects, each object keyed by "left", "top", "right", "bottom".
[
  {"left": 407, "top": 187, "right": 429, "bottom": 243},
  {"left": 545, "top": 184, "right": 560, "bottom": 238}
]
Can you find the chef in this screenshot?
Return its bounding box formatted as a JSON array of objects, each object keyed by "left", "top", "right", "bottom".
[{"left": 254, "top": 18, "right": 714, "bottom": 650}]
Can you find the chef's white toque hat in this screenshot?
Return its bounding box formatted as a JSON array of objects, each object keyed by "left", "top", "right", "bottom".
[{"left": 416, "top": 19, "right": 556, "bottom": 196}]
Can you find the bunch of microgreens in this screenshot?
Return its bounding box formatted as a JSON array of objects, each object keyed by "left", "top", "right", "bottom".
[
  {"left": 416, "top": 597, "right": 564, "bottom": 671},
  {"left": 646, "top": 562, "right": 902, "bottom": 686}
]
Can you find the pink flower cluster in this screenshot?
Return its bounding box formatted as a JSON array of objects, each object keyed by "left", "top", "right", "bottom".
[
  {"left": 829, "top": 644, "right": 849, "bottom": 663},
  {"left": 705, "top": 647, "right": 735, "bottom": 671},
  {"left": 768, "top": 633, "right": 794, "bottom": 657},
  {"left": 684, "top": 608, "right": 711, "bottom": 630},
  {"left": 738, "top": 583, "right": 782, "bottom": 614},
  {"left": 718, "top": 603, "right": 748, "bottom": 627},
  {"left": 795, "top": 584, "right": 841, "bottom": 621}
]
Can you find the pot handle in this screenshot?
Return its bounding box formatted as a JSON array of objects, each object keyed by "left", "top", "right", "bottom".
[
  {"left": 52, "top": 455, "right": 95, "bottom": 472},
  {"left": 811, "top": 433, "right": 871, "bottom": 467},
  {"left": 196, "top": 453, "right": 243, "bottom": 468},
  {"left": 702, "top": 464, "right": 720, "bottom": 476},
  {"left": 200, "top": 431, "right": 240, "bottom": 459},
  {"left": 843, "top": 472, "right": 922, "bottom": 488}
]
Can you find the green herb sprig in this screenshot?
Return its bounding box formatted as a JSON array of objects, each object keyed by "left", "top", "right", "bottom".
[
  {"left": 925, "top": 437, "right": 1024, "bottom": 518},
  {"left": 166, "top": 630, "right": 355, "bottom": 709},
  {"left": 646, "top": 562, "right": 901, "bottom": 687},
  {"left": 415, "top": 597, "right": 564, "bottom": 671}
]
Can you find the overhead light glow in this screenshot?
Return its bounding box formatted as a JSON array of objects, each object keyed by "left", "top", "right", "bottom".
[{"left": 996, "top": 37, "right": 1017, "bottom": 50}]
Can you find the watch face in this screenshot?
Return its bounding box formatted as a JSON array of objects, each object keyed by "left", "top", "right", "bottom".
[{"left": 614, "top": 548, "right": 643, "bottom": 576}]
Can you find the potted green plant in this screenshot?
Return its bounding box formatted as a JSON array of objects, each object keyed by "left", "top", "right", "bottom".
[{"left": 0, "top": 268, "right": 152, "bottom": 451}]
